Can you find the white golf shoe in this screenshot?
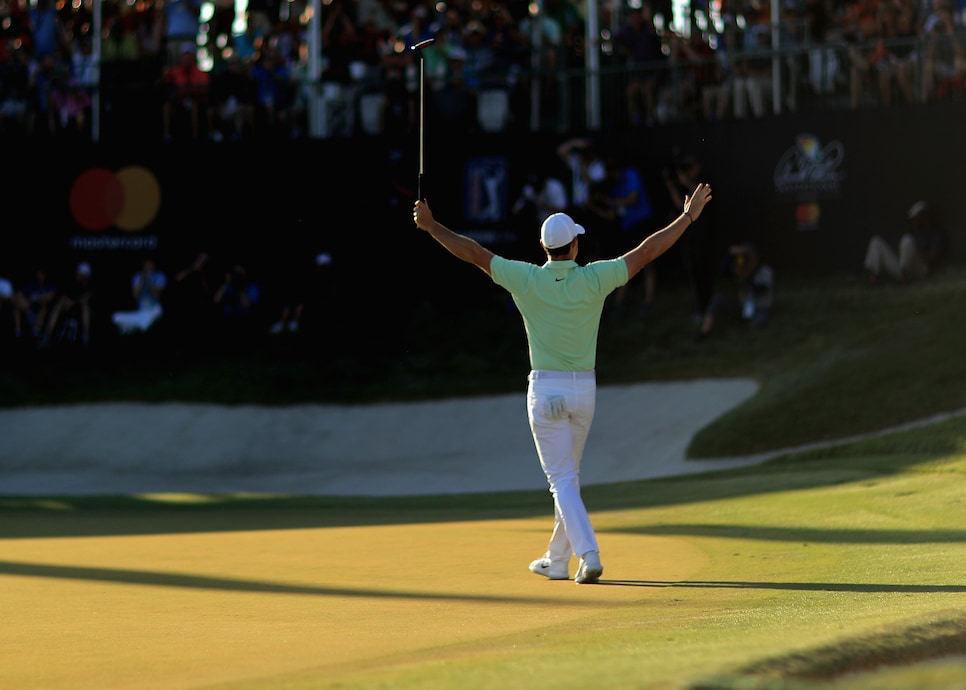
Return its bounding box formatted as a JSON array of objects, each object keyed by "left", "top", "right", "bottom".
[
  {"left": 529, "top": 557, "right": 569, "bottom": 580},
  {"left": 574, "top": 551, "right": 603, "bottom": 584}
]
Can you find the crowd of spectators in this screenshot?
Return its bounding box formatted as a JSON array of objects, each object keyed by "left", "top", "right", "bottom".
[
  {"left": 1, "top": 0, "right": 964, "bottom": 142},
  {"left": 0, "top": 249, "right": 338, "bottom": 353}
]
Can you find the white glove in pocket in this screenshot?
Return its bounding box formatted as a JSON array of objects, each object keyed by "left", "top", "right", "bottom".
[{"left": 544, "top": 395, "right": 567, "bottom": 421}]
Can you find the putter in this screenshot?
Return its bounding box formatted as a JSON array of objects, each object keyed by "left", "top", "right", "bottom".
[{"left": 411, "top": 39, "right": 434, "bottom": 199}]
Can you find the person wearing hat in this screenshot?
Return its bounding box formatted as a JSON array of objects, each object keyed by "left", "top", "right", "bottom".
[
  {"left": 696, "top": 242, "right": 774, "bottom": 340},
  {"left": 864, "top": 200, "right": 948, "bottom": 285},
  {"left": 413, "top": 181, "right": 712, "bottom": 584},
  {"left": 39, "top": 262, "right": 94, "bottom": 347}
]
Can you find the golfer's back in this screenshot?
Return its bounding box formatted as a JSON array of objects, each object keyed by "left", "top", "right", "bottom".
[{"left": 490, "top": 256, "right": 627, "bottom": 372}]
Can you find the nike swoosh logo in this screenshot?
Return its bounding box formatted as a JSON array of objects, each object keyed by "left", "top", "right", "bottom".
[{"left": 555, "top": 277, "right": 565, "bottom": 282}]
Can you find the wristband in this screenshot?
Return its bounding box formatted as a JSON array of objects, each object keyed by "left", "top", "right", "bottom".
[{"left": 684, "top": 211, "right": 694, "bottom": 224}]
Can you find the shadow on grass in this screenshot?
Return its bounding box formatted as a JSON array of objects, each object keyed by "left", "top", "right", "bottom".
[
  {"left": 1, "top": 445, "right": 964, "bottom": 538},
  {"left": 0, "top": 559, "right": 605, "bottom": 606},
  {"left": 597, "top": 580, "right": 966, "bottom": 593}
]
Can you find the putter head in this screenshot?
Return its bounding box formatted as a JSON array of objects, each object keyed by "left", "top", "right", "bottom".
[{"left": 411, "top": 39, "right": 435, "bottom": 52}]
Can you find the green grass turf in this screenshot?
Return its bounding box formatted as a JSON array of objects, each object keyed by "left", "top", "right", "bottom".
[
  {"left": 2, "top": 423, "right": 964, "bottom": 689},
  {"left": 2, "top": 266, "right": 965, "bottom": 689}
]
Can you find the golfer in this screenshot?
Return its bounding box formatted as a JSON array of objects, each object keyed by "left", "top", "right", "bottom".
[{"left": 413, "top": 182, "right": 712, "bottom": 584}]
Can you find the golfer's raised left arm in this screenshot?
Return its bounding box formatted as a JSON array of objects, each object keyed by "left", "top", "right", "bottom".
[
  {"left": 623, "top": 183, "right": 712, "bottom": 280},
  {"left": 414, "top": 200, "right": 495, "bottom": 275}
]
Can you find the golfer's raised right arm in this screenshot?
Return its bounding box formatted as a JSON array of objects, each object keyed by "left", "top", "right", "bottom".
[
  {"left": 622, "top": 183, "right": 712, "bottom": 280},
  {"left": 414, "top": 199, "right": 495, "bottom": 275}
]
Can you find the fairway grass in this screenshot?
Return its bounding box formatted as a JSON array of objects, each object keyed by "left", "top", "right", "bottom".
[{"left": 2, "top": 429, "right": 964, "bottom": 690}]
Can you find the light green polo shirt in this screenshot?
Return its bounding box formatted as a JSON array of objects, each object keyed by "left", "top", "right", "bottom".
[{"left": 490, "top": 256, "right": 628, "bottom": 371}]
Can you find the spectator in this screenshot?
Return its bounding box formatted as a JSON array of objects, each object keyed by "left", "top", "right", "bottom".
[
  {"left": 596, "top": 155, "right": 659, "bottom": 317},
  {"left": 436, "top": 5, "right": 468, "bottom": 54},
  {"left": 166, "top": 250, "right": 214, "bottom": 340},
  {"left": 460, "top": 19, "right": 497, "bottom": 90},
  {"left": 776, "top": 0, "right": 806, "bottom": 112},
  {"left": 556, "top": 136, "right": 607, "bottom": 229},
  {"left": 511, "top": 166, "right": 569, "bottom": 227},
  {"left": 843, "top": 0, "right": 882, "bottom": 108},
  {"left": 864, "top": 200, "right": 948, "bottom": 284},
  {"left": 27, "top": 52, "right": 71, "bottom": 136},
  {"left": 51, "top": 36, "right": 96, "bottom": 137},
  {"left": 429, "top": 46, "right": 479, "bottom": 132},
  {"left": 39, "top": 261, "right": 94, "bottom": 347},
  {"left": 320, "top": 0, "right": 363, "bottom": 84},
  {"left": 162, "top": 0, "right": 201, "bottom": 66},
  {"left": 0, "top": 39, "right": 31, "bottom": 134},
  {"left": 301, "top": 252, "right": 338, "bottom": 340},
  {"left": 708, "top": 14, "right": 743, "bottom": 120},
  {"left": 732, "top": 22, "right": 774, "bottom": 118},
  {"left": 212, "top": 263, "right": 262, "bottom": 338},
  {"left": 207, "top": 53, "right": 256, "bottom": 141},
  {"left": 267, "top": 251, "right": 335, "bottom": 336},
  {"left": 0, "top": 272, "right": 14, "bottom": 338},
  {"left": 246, "top": 0, "right": 278, "bottom": 41},
  {"left": 698, "top": 242, "right": 774, "bottom": 339},
  {"left": 11, "top": 265, "right": 58, "bottom": 341},
  {"left": 665, "top": 29, "right": 720, "bottom": 122},
  {"left": 230, "top": 16, "right": 261, "bottom": 65},
  {"left": 160, "top": 44, "right": 209, "bottom": 141},
  {"left": 613, "top": 2, "right": 666, "bottom": 127},
  {"left": 921, "top": 0, "right": 966, "bottom": 102},
  {"left": 873, "top": 0, "right": 919, "bottom": 105},
  {"left": 543, "top": 0, "right": 584, "bottom": 71},
  {"left": 112, "top": 257, "right": 167, "bottom": 335},
  {"left": 663, "top": 153, "right": 716, "bottom": 323},
  {"left": 138, "top": 3, "right": 166, "bottom": 67},
  {"left": 518, "top": 0, "right": 564, "bottom": 88},
  {"left": 101, "top": 12, "right": 142, "bottom": 63},
  {"left": 486, "top": 2, "right": 528, "bottom": 81},
  {"left": 250, "top": 41, "right": 296, "bottom": 137},
  {"left": 805, "top": 0, "right": 843, "bottom": 96},
  {"left": 27, "top": 0, "right": 68, "bottom": 62},
  {"left": 378, "top": 41, "right": 417, "bottom": 138}
]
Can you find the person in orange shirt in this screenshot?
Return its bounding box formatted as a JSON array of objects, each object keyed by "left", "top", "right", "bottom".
[
  {"left": 161, "top": 45, "right": 209, "bottom": 141},
  {"left": 843, "top": 0, "right": 882, "bottom": 107}
]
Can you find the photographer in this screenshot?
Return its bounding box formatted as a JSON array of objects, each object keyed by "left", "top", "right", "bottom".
[
  {"left": 663, "top": 152, "right": 716, "bottom": 323},
  {"left": 864, "top": 200, "right": 948, "bottom": 284},
  {"left": 697, "top": 242, "right": 773, "bottom": 339}
]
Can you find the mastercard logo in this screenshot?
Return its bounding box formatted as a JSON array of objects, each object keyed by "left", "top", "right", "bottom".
[
  {"left": 795, "top": 202, "right": 820, "bottom": 225},
  {"left": 69, "top": 166, "right": 162, "bottom": 232}
]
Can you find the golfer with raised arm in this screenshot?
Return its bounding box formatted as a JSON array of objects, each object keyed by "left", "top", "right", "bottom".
[{"left": 413, "top": 182, "right": 712, "bottom": 584}]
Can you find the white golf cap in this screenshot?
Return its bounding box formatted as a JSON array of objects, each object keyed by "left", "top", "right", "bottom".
[
  {"left": 587, "top": 160, "right": 606, "bottom": 182},
  {"left": 907, "top": 200, "right": 928, "bottom": 218},
  {"left": 541, "top": 213, "right": 585, "bottom": 250}
]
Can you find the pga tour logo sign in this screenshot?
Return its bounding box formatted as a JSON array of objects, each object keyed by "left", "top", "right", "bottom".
[
  {"left": 773, "top": 133, "right": 844, "bottom": 200},
  {"left": 464, "top": 156, "right": 508, "bottom": 224}
]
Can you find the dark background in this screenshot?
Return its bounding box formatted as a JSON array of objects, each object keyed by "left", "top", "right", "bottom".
[{"left": 3, "top": 101, "right": 964, "bottom": 336}]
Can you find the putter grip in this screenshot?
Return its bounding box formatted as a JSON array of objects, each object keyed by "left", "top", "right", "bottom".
[{"left": 418, "top": 173, "right": 426, "bottom": 200}]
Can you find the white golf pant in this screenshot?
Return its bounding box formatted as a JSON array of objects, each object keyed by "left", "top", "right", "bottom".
[
  {"left": 527, "top": 370, "right": 599, "bottom": 565},
  {"left": 864, "top": 234, "right": 927, "bottom": 280}
]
